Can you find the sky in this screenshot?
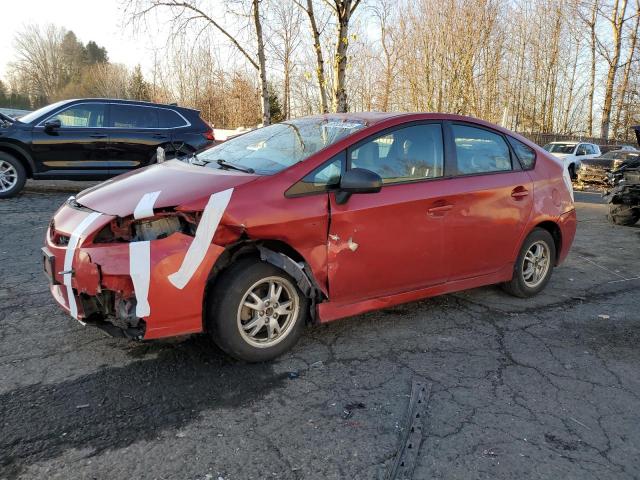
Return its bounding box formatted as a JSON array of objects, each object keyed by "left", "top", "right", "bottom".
[{"left": 0, "top": 0, "right": 158, "bottom": 79}]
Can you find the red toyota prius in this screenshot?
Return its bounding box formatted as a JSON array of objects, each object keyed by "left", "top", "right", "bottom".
[{"left": 43, "top": 113, "right": 576, "bottom": 361}]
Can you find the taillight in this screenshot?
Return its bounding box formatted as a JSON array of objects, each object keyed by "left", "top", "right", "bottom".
[{"left": 203, "top": 127, "right": 215, "bottom": 142}]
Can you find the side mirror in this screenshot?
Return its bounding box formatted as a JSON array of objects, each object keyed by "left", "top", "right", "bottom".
[
  {"left": 335, "top": 168, "right": 382, "bottom": 204},
  {"left": 44, "top": 119, "right": 61, "bottom": 132}
]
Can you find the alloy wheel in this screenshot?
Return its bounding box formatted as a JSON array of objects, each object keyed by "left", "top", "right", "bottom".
[
  {"left": 236, "top": 276, "right": 299, "bottom": 348},
  {"left": 0, "top": 161, "right": 18, "bottom": 193},
  {"left": 522, "top": 240, "right": 551, "bottom": 288}
]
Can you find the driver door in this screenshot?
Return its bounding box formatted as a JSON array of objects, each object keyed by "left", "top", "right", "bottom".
[
  {"left": 327, "top": 122, "right": 450, "bottom": 304},
  {"left": 31, "top": 103, "right": 110, "bottom": 173}
]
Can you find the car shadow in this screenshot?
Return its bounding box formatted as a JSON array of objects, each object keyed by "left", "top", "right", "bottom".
[{"left": 0, "top": 335, "right": 286, "bottom": 477}]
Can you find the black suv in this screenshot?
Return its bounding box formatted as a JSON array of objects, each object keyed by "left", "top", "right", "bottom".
[{"left": 0, "top": 99, "right": 214, "bottom": 198}]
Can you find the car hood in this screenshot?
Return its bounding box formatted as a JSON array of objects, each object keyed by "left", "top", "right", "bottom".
[
  {"left": 550, "top": 152, "right": 572, "bottom": 159},
  {"left": 581, "top": 158, "right": 614, "bottom": 169},
  {"left": 76, "top": 160, "right": 258, "bottom": 217}
]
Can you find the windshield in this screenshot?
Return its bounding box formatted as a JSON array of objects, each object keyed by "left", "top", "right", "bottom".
[
  {"left": 543, "top": 143, "right": 577, "bottom": 154},
  {"left": 198, "top": 117, "right": 367, "bottom": 174},
  {"left": 18, "top": 100, "right": 68, "bottom": 124}
]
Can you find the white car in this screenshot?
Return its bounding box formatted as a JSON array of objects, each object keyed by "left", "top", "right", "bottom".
[{"left": 542, "top": 141, "right": 601, "bottom": 178}]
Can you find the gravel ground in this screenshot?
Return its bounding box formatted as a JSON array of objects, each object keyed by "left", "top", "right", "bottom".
[{"left": 1, "top": 180, "right": 639, "bottom": 480}]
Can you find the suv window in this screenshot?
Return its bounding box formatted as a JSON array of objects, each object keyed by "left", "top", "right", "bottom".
[
  {"left": 587, "top": 144, "right": 597, "bottom": 154},
  {"left": 110, "top": 105, "right": 159, "bottom": 128},
  {"left": 507, "top": 136, "right": 536, "bottom": 170},
  {"left": 158, "top": 108, "right": 187, "bottom": 128},
  {"left": 576, "top": 144, "right": 588, "bottom": 156},
  {"left": 453, "top": 124, "right": 512, "bottom": 174},
  {"left": 349, "top": 124, "right": 444, "bottom": 183},
  {"left": 48, "top": 104, "right": 105, "bottom": 128}
]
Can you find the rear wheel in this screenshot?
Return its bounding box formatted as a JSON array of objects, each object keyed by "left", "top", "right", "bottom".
[
  {"left": 0, "top": 152, "right": 27, "bottom": 199},
  {"left": 607, "top": 204, "right": 640, "bottom": 226},
  {"left": 207, "top": 258, "right": 308, "bottom": 362},
  {"left": 502, "top": 228, "right": 556, "bottom": 298},
  {"left": 568, "top": 163, "right": 577, "bottom": 180}
]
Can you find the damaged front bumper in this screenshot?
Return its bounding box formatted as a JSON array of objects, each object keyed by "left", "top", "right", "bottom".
[{"left": 44, "top": 202, "right": 227, "bottom": 340}]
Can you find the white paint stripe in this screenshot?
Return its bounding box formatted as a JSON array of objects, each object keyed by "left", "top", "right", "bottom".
[
  {"left": 63, "top": 212, "right": 102, "bottom": 320},
  {"left": 133, "top": 190, "right": 162, "bottom": 219},
  {"left": 169, "top": 188, "right": 234, "bottom": 290},
  {"left": 129, "top": 241, "right": 151, "bottom": 317}
]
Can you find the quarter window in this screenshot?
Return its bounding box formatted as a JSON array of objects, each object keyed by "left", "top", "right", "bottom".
[
  {"left": 48, "top": 104, "right": 105, "bottom": 128},
  {"left": 507, "top": 136, "right": 536, "bottom": 170},
  {"left": 286, "top": 153, "right": 344, "bottom": 196},
  {"left": 110, "top": 105, "right": 159, "bottom": 128},
  {"left": 349, "top": 124, "right": 444, "bottom": 183},
  {"left": 452, "top": 125, "right": 512, "bottom": 174},
  {"left": 158, "top": 109, "right": 187, "bottom": 128}
]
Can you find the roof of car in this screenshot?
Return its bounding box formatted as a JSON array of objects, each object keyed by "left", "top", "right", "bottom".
[{"left": 65, "top": 98, "right": 197, "bottom": 112}]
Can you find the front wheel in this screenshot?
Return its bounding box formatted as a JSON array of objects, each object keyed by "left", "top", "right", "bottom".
[
  {"left": 207, "top": 258, "right": 308, "bottom": 362},
  {"left": 0, "top": 153, "right": 27, "bottom": 199},
  {"left": 502, "top": 228, "right": 556, "bottom": 298}
]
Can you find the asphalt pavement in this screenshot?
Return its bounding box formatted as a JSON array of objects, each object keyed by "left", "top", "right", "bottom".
[{"left": 1, "top": 181, "right": 639, "bottom": 479}]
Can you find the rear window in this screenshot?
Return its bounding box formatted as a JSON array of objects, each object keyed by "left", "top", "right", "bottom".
[
  {"left": 508, "top": 137, "right": 536, "bottom": 170},
  {"left": 158, "top": 109, "right": 188, "bottom": 128},
  {"left": 110, "top": 105, "right": 158, "bottom": 128}
]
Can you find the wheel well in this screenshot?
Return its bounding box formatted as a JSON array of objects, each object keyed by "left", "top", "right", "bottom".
[
  {"left": 0, "top": 146, "right": 32, "bottom": 177},
  {"left": 534, "top": 221, "right": 562, "bottom": 263},
  {"left": 202, "top": 239, "right": 315, "bottom": 331}
]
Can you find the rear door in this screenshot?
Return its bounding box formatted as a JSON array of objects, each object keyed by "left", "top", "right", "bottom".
[
  {"left": 439, "top": 122, "right": 533, "bottom": 280},
  {"left": 107, "top": 104, "right": 167, "bottom": 174},
  {"left": 327, "top": 122, "right": 450, "bottom": 303},
  {"left": 31, "top": 102, "right": 109, "bottom": 173}
]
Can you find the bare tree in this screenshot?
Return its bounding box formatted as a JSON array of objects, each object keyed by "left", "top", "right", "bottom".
[
  {"left": 600, "top": 0, "right": 630, "bottom": 138},
  {"left": 294, "top": 0, "right": 330, "bottom": 112},
  {"left": 9, "top": 24, "right": 67, "bottom": 100},
  {"left": 126, "top": 0, "right": 272, "bottom": 125}
]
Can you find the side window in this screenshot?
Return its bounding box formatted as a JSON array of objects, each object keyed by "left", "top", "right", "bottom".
[
  {"left": 110, "top": 105, "right": 159, "bottom": 128},
  {"left": 286, "top": 153, "right": 344, "bottom": 196},
  {"left": 158, "top": 109, "right": 187, "bottom": 128},
  {"left": 587, "top": 144, "right": 597, "bottom": 155},
  {"left": 507, "top": 136, "right": 536, "bottom": 170},
  {"left": 452, "top": 124, "right": 512, "bottom": 174},
  {"left": 48, "top": 104, "right": 105, "bottom": 128},
  {"left": 349, "top": 124, "right": 444, "bottom": 183},
  {"left": 576, "top": 144, "right": 588, "bottom": 156}
]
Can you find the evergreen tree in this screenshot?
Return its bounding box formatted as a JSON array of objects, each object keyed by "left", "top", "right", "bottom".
[
  {"left": 268, "top": 86, "right": 284, "bottom": 123},
  {"left": 85, "top": 41, "right": 108, "bottom": 64},
  {"left": 127, "top": 65, "right": 151, "bottom": 101}
]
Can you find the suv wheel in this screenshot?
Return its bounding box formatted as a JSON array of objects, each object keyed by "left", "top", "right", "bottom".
[
  {"left": 568, "top": 164, "right": 576, "bottom": 180},
  {"left": 207, "top": 258, "right": 308, "bottom": 362},
  {"left": 0, "top": 153, "right": 27, "bottom": 198},
  {"left": 607, "top": 205, "right": 640, "bottom": 226},
  {"left": 502, "top": 228, "right": 556, "bottom": 298}
]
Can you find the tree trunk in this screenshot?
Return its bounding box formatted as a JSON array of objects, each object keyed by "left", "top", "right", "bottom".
[
  {"left": 601, "top": 0, "right": 628, "bottom": 139},
  {"left": 613, "top": 0, "right": 639, "bottom": 137},
  {"left": 303, "top": 0, "right": 329, "bottom": 113},
  {"left": 253, "top": 0, "right": 271, "bottom": 126},
  {"left": 588, "top": 0, "right": 598, "bottom": 136},
  {"left": 333, "top": 11, "right": 351, "bottom": 112}
]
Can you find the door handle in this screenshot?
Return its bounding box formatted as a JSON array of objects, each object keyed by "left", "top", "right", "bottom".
[
  {"left": 511, "top": 187, "right": 529, "bottom": 199},
  {"left": 89, "top": 133, "right": 107, "bottom": 139},
  {"left": 427, "top": 204, "right": 453, "bottom": 215}
]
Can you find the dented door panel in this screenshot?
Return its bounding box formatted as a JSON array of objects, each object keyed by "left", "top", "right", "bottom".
[{"left": 327, "top": 180, "right": 450, "bottom": 304}]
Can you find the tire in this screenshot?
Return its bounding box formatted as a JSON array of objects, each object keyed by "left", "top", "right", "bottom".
[
  {"left": 0, "top": 152, "right": 27, "bottom": 199},
  {"left": 207, "top": 257, "right": 308, "bottom": 362},
  {"left": 568, "top": 164, "right": 576, "bottom": 180},
  {"left": 607, "top": 204, "right": 640, "bottom": 226},
  {"left": 502, "top": 228, "right": 556, "bottom": 298}
]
